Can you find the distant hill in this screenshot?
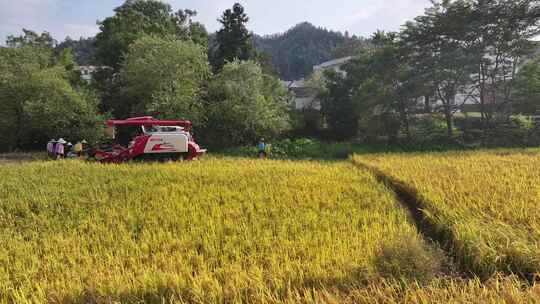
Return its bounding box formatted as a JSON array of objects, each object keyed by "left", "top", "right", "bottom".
[
  {"left": 55, "top": 22, "right": 369, "bottom": 79},
  {"left": 56, "top": 37, "right": 97, "bottom": 66},
  {"left": 253, "top": 22, "right": 368, "bottom": 80}
]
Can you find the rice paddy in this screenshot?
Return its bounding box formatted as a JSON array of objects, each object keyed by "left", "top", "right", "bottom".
[
  {"left": 0, "top": 158, "right": 440, "bottom": 303},
  {"left": 353, "top": 149, "right": 540, "bottom": 280},
  {"left": 1, "top": 154, "right": 540, "bottom": 303}
]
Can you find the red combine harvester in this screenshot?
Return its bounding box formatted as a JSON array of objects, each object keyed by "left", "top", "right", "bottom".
[{"left": 94, "top": 117, "right": 206, "bottom": 163}]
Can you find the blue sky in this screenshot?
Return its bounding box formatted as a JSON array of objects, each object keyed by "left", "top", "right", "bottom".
[{"left": 0, "top": 0, "right": 432, "bottom": 43}]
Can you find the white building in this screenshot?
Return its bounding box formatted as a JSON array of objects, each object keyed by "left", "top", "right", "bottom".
[
  {"left": 313, "top": 56, "right": 352, "bottom": 75},
  {"left": 284, "top": 56, "right": 353, "bottom": 110},
  {"left": 282, "top": 79, "right": 321, "bottom": 110},
  {"left": 75, "top": 66, "right": 111, "bottom": 83}
]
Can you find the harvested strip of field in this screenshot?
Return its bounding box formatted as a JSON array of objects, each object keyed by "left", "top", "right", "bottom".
[
  {"left": 0, "top": 152, "right": 46, "bottom": 164},
  {"left": 352, "top": 150, "right": 540, "bottom": 279},
  {"left": 0, "top": 158, "right": 443, "bottom": 303}
]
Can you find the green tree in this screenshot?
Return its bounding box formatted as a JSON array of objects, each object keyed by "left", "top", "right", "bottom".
[
  {"left": 6, "top": 29, "right": 56, "bottom": 49},
  {"left": 320, "top": 69, "right": 359, "bottom": 140},
  {"left": 206, "top": 60, "right": 290, "bottom": 147},
  {"left": 212, "top": 3, "right": 255, "bottom": 72},
  {"left": 401, "top": 1, "right": 477, "bottom": 137},
  {"left": 0, "top": 45, "right": 102, "bottom": 151},
  {"left": 114, "top": 35, "right": 210, "bottom": 122},
  {"left": 95, "top": 0, "right": 208, "bottom": 69},
  {"left": 513, "top": 56, "right": 540, "bottom": 114},
  {"left": 352, "top": 32, "right": 420, "bottom": 141},
  {"left": 466, "top": 0, "right": 540, "bottom": 128}
]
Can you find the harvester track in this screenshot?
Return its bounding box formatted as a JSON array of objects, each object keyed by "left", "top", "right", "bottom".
[{"left": 353, "top": 161, "right": 474, "bottom": 280}]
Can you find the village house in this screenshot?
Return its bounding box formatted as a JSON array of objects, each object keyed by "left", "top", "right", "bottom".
[
  {"left": 75, "top": 66, "right": 111, "bottom": 83},
  {"left": 284, "top": 56, "right": 352, "bottom": 111}
]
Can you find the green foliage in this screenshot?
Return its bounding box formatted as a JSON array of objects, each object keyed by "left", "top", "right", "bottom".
[
  {"left": 205, "top": 60, "right": 290, "bottom": 147},
  {"left": 95, "top": 0, "right": 208, "bottom": 68},
  {"left": 0, "top": 45, "right": 102, "bottom": 151},
  {"left": 359, "top": 113, "right": 401, "bottom": 143},
  {"left": 56, "top": 37, "right": 97, "bottom": 65},
  {"left": 6, "top": 29, "right": 56, "bottom": 49},
  {"left": 513, "top": 56, "right": 540, "bottom": 114},
  {"left": 412, "top": 117, "right": 455, "bottom": 141},
  {"left": 320, "top": 70, "right": 359, "bottom": 140},
  {"left": 114, "top": 35, "right": 210, "bottom": 122},
  {"left": 222, "top": 138, "right": 359, "bottom": 160},
  {"left": 354, "top": 32, "right": 419, "bottom": 139},
  {"left": 483, "top": 116, "right": 538, "bottom": 147},
  {"left": 253, "top": 22, "right": 353, "bottom": 80},
  {"left": 211, "top": 3, "right": 255, "bottom": 72}
]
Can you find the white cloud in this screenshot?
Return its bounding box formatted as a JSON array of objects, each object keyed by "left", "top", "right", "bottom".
[
  {"left": 63, "top": 24, "right": 100, "bottom": 39},
  {"left": 0, "top": 0, "right": 100, "bottom": 42},
  {"left": 0, "top": 0, "right": 61, "bottom": 42},
  {"left": 345, "top": 0, "right": 430, "bottom": 36}
]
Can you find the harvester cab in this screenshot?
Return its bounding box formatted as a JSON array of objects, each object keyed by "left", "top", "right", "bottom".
[{"left": 94, "top": 116, "right": 206, "bottom": 163}]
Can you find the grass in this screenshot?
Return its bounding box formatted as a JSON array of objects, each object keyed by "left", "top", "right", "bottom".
[
  {"left": 0, "top": 157, "right": 444, "bottom": 303},
  {"left": 352, "top": 149, "right": 540, "bottom": 280}
]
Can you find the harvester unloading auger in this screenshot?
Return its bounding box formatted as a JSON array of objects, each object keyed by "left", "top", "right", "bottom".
[{"left": 93, "top": 117, "right": 206, "bottom": 163}]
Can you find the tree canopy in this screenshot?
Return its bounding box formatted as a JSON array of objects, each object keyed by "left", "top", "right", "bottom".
[
  {"left": 113, "top": 35, "right": 210, "bottom": 122},
  {"left": 211, "top": 3, "right": 255, "bottom": 72},
  {"left": 205, "top": 60, "right": 290, "bottom": 147},
  {"left": 95, "top": 0, "right": 208, "bottom": 69},
  {"left": 513, "top": 56, "right": 540, "bottom": 114},
  {"left": 0, "top": 41, "right": 102, "bottom": 151}
]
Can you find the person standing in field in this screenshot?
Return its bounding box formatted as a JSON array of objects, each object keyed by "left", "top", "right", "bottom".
[
  {"left": 55, "top": 138, "right": 66, "bottom": 159},
  {"left": 74, "top": 141, "right": 83, "bottom": 157},
  {"left": 66, "top": 142, "right": 74, "bottom": 157},
  {"left": 257, "top": 138, "right": 267, "bottom": 159},
  {"left": 81, "top": 140, "right": 90, "bottom": 157},
  {"left": 46, "top": 139, "right": 56, "bottom": 158}
]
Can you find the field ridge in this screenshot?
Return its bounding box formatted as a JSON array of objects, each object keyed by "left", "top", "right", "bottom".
[{"left": 352, "top": 161, "right": 471, "bottom": 279}]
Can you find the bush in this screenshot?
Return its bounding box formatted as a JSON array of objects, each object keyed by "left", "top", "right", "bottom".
[
  {"left": 359, "top": 113, "right": 401, "bottom": 143},
  {"left": 485, "top": 116, "right": 537, "bottom": 148},
  {"left": 408, "top": 116, "right": 463, "bottom": 150},
  {"left": 220, "top": 138, "right": 357, "bottom": 159}
]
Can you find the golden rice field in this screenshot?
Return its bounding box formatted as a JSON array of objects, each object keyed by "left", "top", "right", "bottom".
[
  {"left": 1, "top": 156, "right": 539, "bottom": 303},
  {"left": 352, "top": 150, "right": 540, "bottom": 280},
  {"left": 0, "top": 158, "right": 438, "bottom": 303}
]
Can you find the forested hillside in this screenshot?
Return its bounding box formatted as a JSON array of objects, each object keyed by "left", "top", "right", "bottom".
[
  {"left": 52, "top": 22, "right": 366, "bottom": 80},
  {"left": 253, "top": 22, "right": 363, "bottom": 80},
  {"left": 56, "top": 37, "right": 96, "bottom": 65}
]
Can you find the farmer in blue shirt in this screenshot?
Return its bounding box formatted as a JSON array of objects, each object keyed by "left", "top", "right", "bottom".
[{"left": 257, "top": 138, "right": 267, "bottom": 158}]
